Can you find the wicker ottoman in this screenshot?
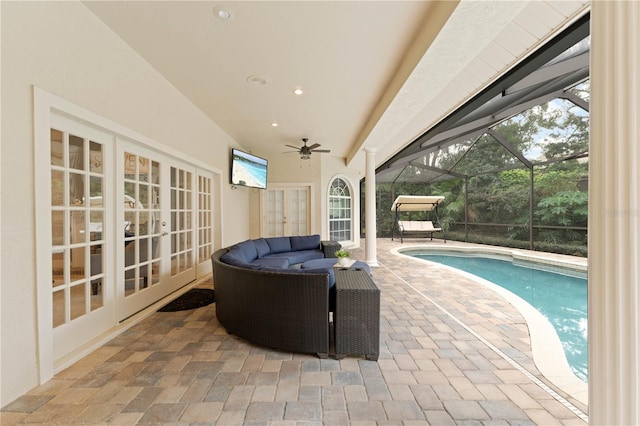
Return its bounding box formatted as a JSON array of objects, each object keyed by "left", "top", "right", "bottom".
[{"left": 334, "top": 268, "right": 380, "bottom": 361}]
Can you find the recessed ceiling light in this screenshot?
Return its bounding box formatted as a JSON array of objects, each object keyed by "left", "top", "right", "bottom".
[
  {"left": 246, "top": 74, "right": 271, "bottom": 86},
  {"left": 293, "top": 88, "right": 303, "bottom": 95},
  {"left": 271, "top": 122, "right": 279, "bottom": 127},
  {"left": 213, "top": 6, "right": 231, "bottom": 21}
]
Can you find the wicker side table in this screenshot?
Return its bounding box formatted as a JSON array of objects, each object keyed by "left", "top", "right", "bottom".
[
  {"left": 334, "top": 268, "right": 380, "bottom": 361},
  {"left": 321, "top": 240, "right": 341, "bottom": 258}
]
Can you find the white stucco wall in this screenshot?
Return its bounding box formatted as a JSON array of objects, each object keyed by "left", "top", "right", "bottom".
[{"left": 0, "top": 1, "right": 249, "bottom": 406}]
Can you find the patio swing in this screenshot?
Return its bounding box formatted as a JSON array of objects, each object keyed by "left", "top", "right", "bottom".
[{"left": 391, "top": 195, "right": 446, "bottom": 243}]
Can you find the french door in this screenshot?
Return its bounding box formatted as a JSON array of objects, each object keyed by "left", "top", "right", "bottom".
[
  {"left": 49, "top": 115, "right": 116, "bottom": 360},
  {"left": 117, "top": 141, "right": 197, "bottom": 320},
  {"left": 196, "top": 170, "right": 215, "bottom": 274},
  {"left": 44, "top": 117, "right": 202, "bottom": 360},
  {"left": 36, "top": 90, "right": 219, "bottom": 381},
  {"left": 262, "top": 185, "right": 311, "bottom": 237}
]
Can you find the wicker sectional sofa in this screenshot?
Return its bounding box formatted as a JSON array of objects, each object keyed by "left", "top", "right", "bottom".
[{"left": 211, "top": 235, "right": 340, "bottom": 358}]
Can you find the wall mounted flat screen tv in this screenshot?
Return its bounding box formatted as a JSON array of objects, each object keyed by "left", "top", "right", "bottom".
[{"left": 230, "top": 148, "right": 268, "bottom": 189}]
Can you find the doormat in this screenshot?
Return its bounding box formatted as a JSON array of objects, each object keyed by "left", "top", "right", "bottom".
[{"left": 158, "top": 289, "right": 215, "bottom": 312}]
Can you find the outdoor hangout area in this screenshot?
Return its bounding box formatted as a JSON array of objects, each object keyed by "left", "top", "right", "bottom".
[
  {"left": 2, "top": 238, "right": 588, "bottom": 424},
  {"left": 3, "top": 2, "right": 640, "bottom": 424}
]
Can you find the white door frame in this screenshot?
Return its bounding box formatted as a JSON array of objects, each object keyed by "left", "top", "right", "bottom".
[
  {"left": 260, "top": 183, "right": 315, "bottom": 237},
  {"left": 46, "top": 113, "right": 118, "bottom": 364},
  {"left": 34, "top": 87, "right": 223, "bottom": 383}
]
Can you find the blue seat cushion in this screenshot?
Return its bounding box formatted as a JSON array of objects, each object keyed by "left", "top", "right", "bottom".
[
  {"left": 260, "top": 250, "right": 323, "bottom": 266},
  {"left": 252, "top": 257, "right": 290, "bottom": 269},
  {"left": 290, "top": 235, "right": 321, "bottom": 251},
  {"left": 282, "top": 249, "right": 324, "bottom": 265}
]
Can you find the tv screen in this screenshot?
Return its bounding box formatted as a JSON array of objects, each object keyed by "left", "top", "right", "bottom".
[{"left": 230, "top": 148, "right": 268, "bottom": 189}]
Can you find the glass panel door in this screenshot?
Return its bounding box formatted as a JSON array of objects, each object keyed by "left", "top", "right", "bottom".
[
  {"left": 266, "top": 189, "right": 285, "bottom": 237},
  {"left": 122, "top": 152, "right": 162, "bottom": 297},
  {"left": 264, "top": 186, "right": 311, "bottom": 237},
  {"left": 169, "top": 165, "right": 196, "bottom": 282},
  {"left": 196, "top": 170, "right": 215, "bottom": 275},
  {"left": 49, "top": 117, "right": 115, "bottom": 361},
  {"left": 289, "top": 188, "right": 309, "bottom": 236},
  {"left": 37, "top": 99, "right": 219, "bottom": 379},
  {"left": 117, "top": 143, "right": 196, "bottom": 319}
]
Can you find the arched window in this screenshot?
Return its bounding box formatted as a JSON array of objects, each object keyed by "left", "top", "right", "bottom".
[{"left": 328, "top": 177, "right": 352, "bottom": 242}]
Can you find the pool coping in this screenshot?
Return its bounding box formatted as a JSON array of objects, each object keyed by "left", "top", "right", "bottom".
[{"left": 392, "top": 243, "right": 589, "bottom": 406}]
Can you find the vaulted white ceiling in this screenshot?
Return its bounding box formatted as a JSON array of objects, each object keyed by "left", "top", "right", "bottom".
[{"left": 84, "top": 1, "right": 589, "bottom": 170}]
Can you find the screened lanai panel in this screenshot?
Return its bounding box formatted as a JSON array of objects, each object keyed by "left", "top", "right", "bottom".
[
  {"left": 376, "top": 164, "right": 451, "bottom": 184},
  {"left": 532, "top": 162, "right": 588, "bottom": 248},
  {"left": 451, "top": 133, "right": 523, "bottom": 176},
  {"left": 376, "top": 166, "right": 404, "bottom": 184},
  {"left": 398, "top": 164, "right": 450, "bottom": 183},
  {"left": 429, "top": 139, "right": 474, "bottom": 171},
  {"left": 569, "top": 80, "right": 590, "bottom": 103},
  {"left": 493, "top": 98, "right": 589, "bottom": 164},
  {"left": 466, "top": 170, "right": 530, "bottom": 226},
  {"left": 371, "top": 18, "right": 590, "bottom": 255}
]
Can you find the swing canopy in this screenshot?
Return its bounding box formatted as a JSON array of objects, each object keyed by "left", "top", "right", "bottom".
[{"left": 390, "top": 195, "right": 445, "bottom": 212}]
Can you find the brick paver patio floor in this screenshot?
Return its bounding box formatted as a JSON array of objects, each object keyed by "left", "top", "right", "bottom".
[{"left": 1, "top": 238, "right": 589, "bottom": 425}]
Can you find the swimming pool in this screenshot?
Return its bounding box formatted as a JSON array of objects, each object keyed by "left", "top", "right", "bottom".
[{"left": 405, "top": 250, "right": 588, "bottom": 382}]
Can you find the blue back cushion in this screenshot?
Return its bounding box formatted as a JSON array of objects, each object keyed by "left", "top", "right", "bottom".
[
  {"left": 265, "top": 237, "right": 292, "bottom": 254},
  {"left": 290, "top": 234, "right": 321, "bottom": 252},
  {"left": 221, "top": 248, "right": 250, "bottom": 267},
  {"left": 222, "top": 240, "right": 258, "bottom": 264},
  {"left": 239, "top": 240, "right": 258, "bottom": 262},
  {"left": 254, "top": 238, "right": 271, "bottom": 258}
]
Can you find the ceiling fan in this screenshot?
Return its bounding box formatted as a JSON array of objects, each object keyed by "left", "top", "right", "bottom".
[{"left": 285, "top": 138, "right": 331, "bottom": 160}]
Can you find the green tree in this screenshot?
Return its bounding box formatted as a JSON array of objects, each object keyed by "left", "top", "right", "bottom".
[{"left": 374, "top": 86, "right": 589, "bottom": 255}]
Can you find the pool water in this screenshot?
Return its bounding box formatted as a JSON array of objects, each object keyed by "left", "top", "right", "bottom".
[{"left": 412, "top": 253, "right": 588, "bottom": 382}]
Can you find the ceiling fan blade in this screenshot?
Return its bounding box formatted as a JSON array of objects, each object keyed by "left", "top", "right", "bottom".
[
  {"left": 282, "top": 150, "right": 299, "bottom": 153},
  {"left": 311, "top": 149, "right": 331, "bottom": 153},
  {"left": 307, "top": 143, "right": 321, "bottom": 150},
  {"left": 285, "top": 144, "right": 301, "bottom": 150}
]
